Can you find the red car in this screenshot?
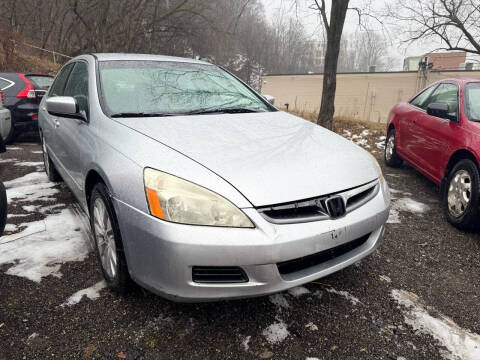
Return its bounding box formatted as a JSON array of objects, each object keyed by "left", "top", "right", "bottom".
[{"left": 385, "top": 78, "right": 480, "bottom": 230}]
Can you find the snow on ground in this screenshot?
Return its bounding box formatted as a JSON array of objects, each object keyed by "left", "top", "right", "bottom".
[
  {"left": 388, "top": 197, "right": 430, "bottom": 224},
  {"left": 262, "top": 320, "right": 290, "bottom": 345},
  {"left": 288, "top": 286, "right": 311, "bottom": 298},
  {"left": 241, "top": 335, "right": 251, "bottom": 351},
  {"left": 326, "top": 287, "right": 362, "bottom": 306},
  {"left": 305, "top": 322, "right": 318, "bottom": 331},
  {"left": 63, "top": 281, "right": 106, "bottom": 306},
  {"left": 269, "top": 293, "right": 290, "bottom": 310},
  {"left": 4, "top": 171, "right": 59, "bottom": 202},
  {"left": 392, "top": 289, "right": 480, "bottom": 360},
  {"left": 0, "top": 207, "right": 92, "bottom": 282},
  {"left": 14, "top": 161, "right": 43, "bottom": 167}
]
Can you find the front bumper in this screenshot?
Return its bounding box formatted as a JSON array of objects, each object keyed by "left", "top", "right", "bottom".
[{"left": 115, "top": 179, "right": 390, "bottom": 302}]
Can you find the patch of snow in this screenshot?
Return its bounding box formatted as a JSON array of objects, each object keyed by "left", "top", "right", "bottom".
[
  {"left": 343, "top": 130, "right": 352, "bottom": 137},
  {"left": 27, "top": 332, "right": 39, "bottom": 342},
  {"left": 379, "top": 136, "right": 386, "bottom": 141},
  {"left": 0, "top": 158, "right": 17, "bottom": 163},
  {"left": 288, "top": 286, "right": 310, "bottom": 298},
  {"left": 269, "top": 293, "right": 290, "bottom": 310},
  {"left": 262, "top": 320, "right": 289, "bottom": 345},
  {"left": 31, "top": 151, "right": 43, "bottom": 154},
  {"left": 305, "top": 322, "right": 318, "bottom": 331},
  {"left": 4, "top": 223, "right": 18, "bottom": 232},
  {"left": 388, "top": 198, "right": 430, "bottom": 224},
  {"left": 6, "top": 146, "right": 21, "bottom": 150},
  {"left": 241, "top": 335, "right": 251, "bottom": 351},
  {"left": 39, "top": 203, "right": 66, "bottom": 214},
  {"left": 376, "top": 141, "right": 385, "bottom": 150},
  {"left": 361, "top": 130, "right": 370, "bottom": 136},
  {"left": 392, "top": 289, "right": 480, "bottom": 360},
  {"left": 0, "top": 207, "right": 92, "bottom": 282},
  {"left": 7, "top": 214, "right": 29, "bottom": 218},
  {"left": 379, "top": 275, "right": 392, "bottom": 283},
  {"left": 15, "top": 162, "right": 43, "bottom": 167},
  {"left": 326, "top": 288, "right": 362, "bottom": 305},
  {"left": 63, "top": 281, "right": 106, "bottom": 306},
  {"left": 22, "top": 205, "right": 40, "bottom": 212},
  {"left": 306, "top": 358, "right": 321, "bottom": 360},
  {"left": 4, "top": 172, "right": 59, "bottom": 202}
]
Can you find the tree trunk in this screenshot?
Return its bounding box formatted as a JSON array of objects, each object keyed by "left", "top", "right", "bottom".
[{"left": 317, "top": 0, "right": 349, "bottom": 130}]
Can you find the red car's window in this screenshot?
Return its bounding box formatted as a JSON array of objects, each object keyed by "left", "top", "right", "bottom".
[
  {"left": 410, "top": 84, "right": 438, "bottom": 109},
  {"left": 425, "top": 83, "right": 458, "bottom": 115},
  {"left": 465, "top": 82, "right": 480, "bottom": 122}
]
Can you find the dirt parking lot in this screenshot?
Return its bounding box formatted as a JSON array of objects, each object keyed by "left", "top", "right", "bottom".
[{"left": 1, "top": 126, "right": 479, "bottom": 360}]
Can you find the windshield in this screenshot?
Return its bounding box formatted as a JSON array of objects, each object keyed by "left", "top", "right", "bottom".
[
  {"left": 98, "top": 60, "right": 271, "bottom": 116},
  {"left": 465, "top": 82, "right": 480, "bottom": 122},
  {"left": 26, "top": 75, "right": 54, "bottom": 89}
]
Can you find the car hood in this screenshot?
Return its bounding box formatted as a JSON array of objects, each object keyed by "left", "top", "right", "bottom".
[{"left": 116, "top": 111, "right": 379, "bottom": 207}]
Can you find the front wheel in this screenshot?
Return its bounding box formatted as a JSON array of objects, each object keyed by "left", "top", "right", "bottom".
[
  {"left": 443, "top": 159, "right": 480, "bottom": 231},
  {"left": 384, "top": 129, "right": 403, "bottom": 167},
  {"left": 90, "top": 182, "right": 131, "bottom": 294}
]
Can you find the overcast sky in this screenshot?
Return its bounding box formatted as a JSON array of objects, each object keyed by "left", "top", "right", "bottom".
[{"left": 260, "top": 0, "right": 477, "bottom": 71}]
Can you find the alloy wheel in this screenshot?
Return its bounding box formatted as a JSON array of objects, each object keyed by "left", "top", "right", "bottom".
[
  {"left": 93, "top": 197, "right": 118, "bottom": 280},
  {"left": 447, "top": 169, "right": 472, "bottom": 217}
]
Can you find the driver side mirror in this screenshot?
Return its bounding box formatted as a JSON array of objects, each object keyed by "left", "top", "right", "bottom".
[
  {"left": 46, "top": 96, "right": 86, "bottom": 121},
  {"left": 426, "top": 103, "right": 456, "bottom": 121},
  {"left": 263, "top": 94, "right": 275, "bottom": 106}
]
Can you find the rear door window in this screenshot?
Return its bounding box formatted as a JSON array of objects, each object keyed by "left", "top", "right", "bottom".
[
  {"left": 48, "top": 63, "right": 74, "bottom": 97},
  {"left": 64, "top": 62, "right": 89, "bottom": 114}
]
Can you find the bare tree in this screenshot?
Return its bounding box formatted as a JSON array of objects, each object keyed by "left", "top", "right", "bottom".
[
  {"left": 389, "top": 0, "right": 480, "bottom": 55},
  {"left": 310, "top": 0, "right": 350, "bottom": 130}
]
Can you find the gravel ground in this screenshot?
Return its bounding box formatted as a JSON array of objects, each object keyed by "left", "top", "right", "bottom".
[{"left": 0, "top": 127, "right": 479, "bottom": 360}]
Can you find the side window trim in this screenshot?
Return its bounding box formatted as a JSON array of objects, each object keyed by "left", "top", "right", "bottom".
[
  {"left": 63, "top": 60, "right": 89, "bottom": 119},
  {"left": 48, "top": 62, "right": 75, "bottom": 97},
  {"left": 0, "top": 77, "right": 15, "bottom": 91}
]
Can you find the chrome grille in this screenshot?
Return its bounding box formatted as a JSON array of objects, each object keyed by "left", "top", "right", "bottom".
[{"left": 257, "top": 180, "right": 379, "bottom": 224}]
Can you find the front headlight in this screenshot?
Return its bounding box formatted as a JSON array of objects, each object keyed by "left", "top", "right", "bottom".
[
  {"left": 366, "top": 151, "right": 384, "bottom": 179},
  {"left": 144, "top": 168, "right": 254, "bottom": 228}
]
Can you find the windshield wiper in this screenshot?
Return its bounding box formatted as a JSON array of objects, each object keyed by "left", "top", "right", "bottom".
[
  {"left": 110, "top": 112, "right": 177, "bottom": 118},
  {"left": 185, "top": 107, "right": 264, "bottom": 115}
]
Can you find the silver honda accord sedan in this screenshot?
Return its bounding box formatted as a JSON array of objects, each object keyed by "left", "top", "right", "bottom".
[{"left": 38, "top": 53, "right": 390, "bottom": 302}]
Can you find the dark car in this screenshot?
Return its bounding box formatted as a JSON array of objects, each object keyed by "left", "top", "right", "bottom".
[
  {"left": 0, "top": 73, "right": 54, "bottom": 143},
  {"left": 0, "top": 135, "right": 6, "bottom": 236}
]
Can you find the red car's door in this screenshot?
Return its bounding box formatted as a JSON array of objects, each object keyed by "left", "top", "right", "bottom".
[
  {"left": 398, "top": 84, "right": 438, "bottom": 164},
  {"left": 409, "top": 82, "right": 460, "bottom": 182}
]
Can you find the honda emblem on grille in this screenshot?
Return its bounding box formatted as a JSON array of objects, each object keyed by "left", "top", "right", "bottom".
[{"left": 326, "top": 196, "right": 346, "bottom": 218}]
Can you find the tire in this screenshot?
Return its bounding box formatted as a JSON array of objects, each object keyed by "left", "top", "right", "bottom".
[
  {"left": 384, "top": 129, "right": 403, "bottom": 167},
  {"left": 443, "top": 159, "right": 480, "bottom": 231},
  {"left": 0, "top": 182, "right": 6, "bottom": 236},
  {"left": 90, "top": 182, "right": 131, "bottom": 294},
  {"left": 40, "top": 131, "right": 62, "bottom": 182}
]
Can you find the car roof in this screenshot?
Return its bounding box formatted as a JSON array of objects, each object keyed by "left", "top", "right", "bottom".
[
  {"left": 89, "top": 53, "right": 213, "bottom": 66},
  {"left": 435, "top": 78, "right": 480, "bottom": 84}
]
